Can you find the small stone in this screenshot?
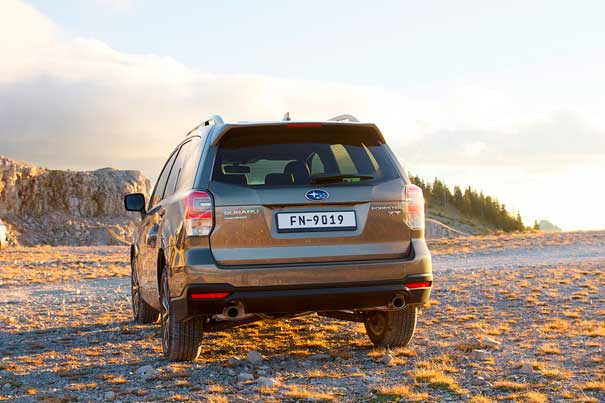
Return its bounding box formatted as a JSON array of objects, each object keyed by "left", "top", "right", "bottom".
[
  {"left": 366, "top": 376, "right": 381, "bottom": 383},
  {"left": 247, "top": 350, "right": 263, "bottom": 365},
  {"left": 467, "top": 336, "right": 483, "bottom": 350},
  {"left": 519, "top": 363, "right": 534, "bottom": 374},
  {"left": 135, "top": 365, "right": 159, "bottom": 381},
  {"left": 104, "top": 391, "right": 116, "bottom": 400},
  {"left": 378, "top": 353, "right": 394, "bottom": 365},
  {"left": 228, "top": 357, "right": 242, "bottom": 367},
  {"left": 472, "top": 350, "right": 491, "bottom": 361},
  {"left": 257, "top": 377, "right": 280, "bottom": 388},
  {"left": 238, "top": 372, "right": 254, "bottom": 383},
  {"left": 415, "top": 338, "right": 428, "bottom": 346},
  {"left": 2, "top": 383, "right": 12, "bottom": 390},
  {"left": 482, "top": 336, "right": 501, "bottom": 349},
  {"left": 310, "top": 353, "right": 331, "bottom": 360}
]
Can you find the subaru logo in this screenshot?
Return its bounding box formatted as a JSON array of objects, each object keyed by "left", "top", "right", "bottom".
[{"left": 305, "top": 189, "right": 329, "bottom": 201}]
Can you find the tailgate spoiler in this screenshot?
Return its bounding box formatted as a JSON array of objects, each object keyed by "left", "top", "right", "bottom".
[{"left": 209, "top": 121, "right": 385, "bottom": 147}]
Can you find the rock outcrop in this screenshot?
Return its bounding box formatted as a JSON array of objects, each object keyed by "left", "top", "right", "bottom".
[
  {"left": 0, "top": 156, "right": 150, "bottom": 246},
  {"left": 538, "top": 219, "right": 562, "bottom": 232}
]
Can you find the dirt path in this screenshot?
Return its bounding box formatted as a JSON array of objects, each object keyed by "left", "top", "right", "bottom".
[{"left": 0, "top": 232, "right": 603, "bottom": 402}]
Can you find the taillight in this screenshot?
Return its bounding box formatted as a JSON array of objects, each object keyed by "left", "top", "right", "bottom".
[
  {"left": 190, "top": 292, "right": 230, "bottom": 299},
  {"left": 405, "top": 281, "right": 431, "bottom": 289},
  {"left": 403, "top": 184, "right": 425, "bottom": 230},
  {"left": 182, "top": 190, "right": 214, "bottom": 236}
]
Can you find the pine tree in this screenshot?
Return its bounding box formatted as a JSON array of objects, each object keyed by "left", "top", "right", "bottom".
[{"left": 408, "top": 174, "right": 526, "bottom": 232}]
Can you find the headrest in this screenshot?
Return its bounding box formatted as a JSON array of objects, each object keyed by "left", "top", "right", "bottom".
[
  {"left": 284, "top": 161, "right": 310, "bottom": 184},
  {"left": 265, "top": 173, "right": 293, "bottom": 186},
  {"left": 217, "top": 174, "right": 247, "bottom": 186}
]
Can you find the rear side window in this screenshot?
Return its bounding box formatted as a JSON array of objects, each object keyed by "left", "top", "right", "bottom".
[
  {"left": 164, "top": 140, "right": 191, "bottom": 199},
  {"left": 149, "top": 150, "right": 178, "bottom": 208},
  {"left": 175, "top": 137, "right": 202, "bottom": 193},
  {"left": 211, "top": 125, "right": 399, "bottom": 187},
  {"left": 164, "top": 137, "right": 203, "bottom": 199}
]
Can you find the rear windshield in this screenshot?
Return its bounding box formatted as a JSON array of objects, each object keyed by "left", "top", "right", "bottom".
[{"left": 211, "top": 125, "right": 400, "bottom": 187}]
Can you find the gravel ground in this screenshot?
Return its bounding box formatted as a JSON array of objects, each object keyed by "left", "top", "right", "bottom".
[{"left": 0, "top": 231, "right": 604, "bottom": 402}]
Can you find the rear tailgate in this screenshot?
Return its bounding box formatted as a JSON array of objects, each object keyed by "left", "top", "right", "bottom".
[{"left": 207, "top": 123, "right": 412, "bottom": 266}]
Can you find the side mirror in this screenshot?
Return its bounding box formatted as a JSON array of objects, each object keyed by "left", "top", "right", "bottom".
[{"left": 124, "top": 193, "right": 146, "bottom": 217}]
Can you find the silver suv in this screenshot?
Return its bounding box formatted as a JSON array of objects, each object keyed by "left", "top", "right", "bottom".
[{"left": 125, "top": 114, "right": 432, "bottom": 361}]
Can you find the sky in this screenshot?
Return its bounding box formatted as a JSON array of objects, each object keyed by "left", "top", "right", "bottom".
[{"left": 1, "top": 0, "right": 604, "bottom": 230}]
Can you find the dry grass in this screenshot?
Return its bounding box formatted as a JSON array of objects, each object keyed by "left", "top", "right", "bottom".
[
  {"left": 1, "top": 232, "right": 604, "bottom": 402},
  {"left": 0, "top": 245, "right": 129, "bottom": 286},
  {"left": 503, "top": 391, "right": 549, "bottom": 403},
  {"left": 579, "top": 381, "right": 605, "bottom": 391},
  {"left": 207, "top": 383, "right": 224, "bottom": 393},
  {"left": 493, "top": 380, "right": 529, "bottom": 392},
  {"left": 536, "top": 342, "right": 561, "bottom": 355},
  {"left": 374, "top": 384, "right": 429, "bottom": 401},
  {"left": 412, "top": 360, "right": 461, "bottom": 393},
  {"left": 540, "top": 366, "right": 571, "bottom": 379},
  {"left": 283, "top": 384, "right": 336, "bottom": 401},
  {"left": 577, "top": 320, "right": 605, "bottom": 337}
]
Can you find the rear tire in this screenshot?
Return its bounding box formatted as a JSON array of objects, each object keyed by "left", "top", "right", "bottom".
[
  {"left": 131, "top": 257, "right": 160, "bottom": 324},
  {"left": 160, "top": 268, "right": 204, "bottom": 361},
  {"left": 364, "top": 307, "right": 418, "bottom": 348}
]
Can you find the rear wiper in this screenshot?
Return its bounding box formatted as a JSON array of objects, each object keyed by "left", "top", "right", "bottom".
[{"left": 310, "top": 174, "right": 374, "bottom": 184}]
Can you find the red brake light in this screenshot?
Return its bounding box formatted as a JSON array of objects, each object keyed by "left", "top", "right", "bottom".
[
  {"left": 405, "top": 281, "right": 431, "bottom": 289},
  {"left": 286, "top": 123, "right": 322, "bottom": 128},
  {"left": 190, "top": 292, "right": 230, "bottom": 299}
]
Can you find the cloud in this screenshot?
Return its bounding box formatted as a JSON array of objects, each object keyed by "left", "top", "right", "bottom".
[
  {"left": 0, "top": 1, "right": 420, "bottom": 176},
  {"left": 0, "top": 0, "right": 603, "bottom": 183},
  {"left": 399, "top": 111, "right": 605, "bottom": 170}
]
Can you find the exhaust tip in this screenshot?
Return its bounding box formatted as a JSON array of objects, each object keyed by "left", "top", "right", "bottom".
[
  {"left": 225, "top": 306, "right": 240, "bottom": 318},
  {"left": 391, "top": 296, "right": 405, "bottom": 309},
  {"left": 223, "top": 302, "right": 245, "bottom": 319}
]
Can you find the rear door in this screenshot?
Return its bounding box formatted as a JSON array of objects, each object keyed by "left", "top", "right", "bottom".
[
  {"left": 207, "top": 124, "right": 411, "bottom": 266},
  {"left": 138, "top": 148, "right": 178, "bottom": 301}
]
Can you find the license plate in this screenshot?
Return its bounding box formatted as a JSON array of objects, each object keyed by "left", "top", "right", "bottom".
[{"left": 276, "top": 211, "right": 357, "bottom": 232}]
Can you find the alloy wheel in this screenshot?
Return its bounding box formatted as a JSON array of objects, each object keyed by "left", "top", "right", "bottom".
[
  {"left": 160, "top": 270, "right": 171, "bottom": 354},
  {"left": 131, "top": 258, "right": 141, "bottom": 319}
]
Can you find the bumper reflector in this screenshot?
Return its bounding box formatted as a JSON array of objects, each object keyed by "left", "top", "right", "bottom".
[
  {"left": 190, "top": 292, "right": 230, "bottom": 299},
  {"left": 405, "top": 281, "right": 431, "bottom": 289}
]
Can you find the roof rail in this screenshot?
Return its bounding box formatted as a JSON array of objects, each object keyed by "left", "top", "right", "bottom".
[
  {"left": 328, "top": 114, "right": 359, "bottom": 123},
  {"left": 185, "top": 115, "right": 224, "bottom": 137}
]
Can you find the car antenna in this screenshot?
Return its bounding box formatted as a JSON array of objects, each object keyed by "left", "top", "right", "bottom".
[{"left": 282, "top": 112, "right": 291, "bottom": 121}]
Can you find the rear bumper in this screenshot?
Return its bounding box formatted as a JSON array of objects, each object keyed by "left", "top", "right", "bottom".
[
  {"left": 169, "top": 238, "right": 432, "bottom": 320},
  {"left": 171, "top": 275, "right": 432, "bottom": 320}
]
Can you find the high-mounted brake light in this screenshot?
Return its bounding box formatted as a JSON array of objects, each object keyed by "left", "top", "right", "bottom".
[
  {"left": 405, "top": 281, "right": 431, "bottom": 289},
  {"left": 190, "top": 292, "right": 230, "bottom": 299},
  {"left": 286, "top": 123, "right": 322, "bottom": 128},
  {"left": 403, "top": 184, "right": 425, "bottom": 230},
  {"left": 182, "top": 190, "right": 214, "bottom": 236}
]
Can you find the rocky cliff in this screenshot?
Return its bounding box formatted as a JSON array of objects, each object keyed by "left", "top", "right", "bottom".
[{"left": 0, "top": 156, "right": 150, "bottom": 246}]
